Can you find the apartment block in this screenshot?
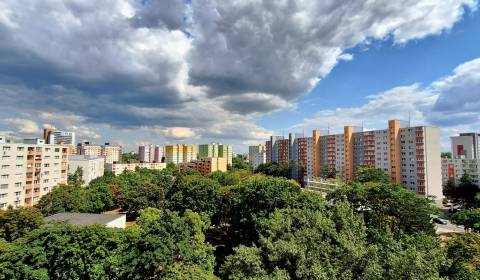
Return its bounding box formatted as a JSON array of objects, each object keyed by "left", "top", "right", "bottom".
[
  {"left": 68, "top": 155, "right": 105, "bottom": 186},
  {"left": 139, "top": 144, "right": 164, "bottom": 163},
  {"left": 78, "top": 142, "right": 102, "bottom": 157},
  {"left": 165, "top": 144, "right": 198, "bottom": 165},
  {"left": 266, "top": 120, "right": 443, "bottom": 199},
  {"left": 0, "top": 138, "right": 68, "bottom": 208},
  {"left": 249, "top": 144, "right": 266, "bottom": 168},
  {"left": 106, "top": 162, "right": 166, "bottom": 176},
  {"left": 451, "top": 133, "right": 480, "bottom": 159},
  {"left": 102, "top": 143, "right": 121, "bottom": 164},
  {"left": 198, "top": 143, "right": 233, "bottom": 166},
  {"left": 181, "top": 157, "right": 227, "bottom": 176},
  {"left": 44, "top": 128, "right": 76, "bottom": 145}
]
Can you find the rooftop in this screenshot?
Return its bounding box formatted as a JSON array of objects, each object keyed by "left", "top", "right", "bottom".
[{"left": 44, "top": 213, "right": 125, "bottom": 227}]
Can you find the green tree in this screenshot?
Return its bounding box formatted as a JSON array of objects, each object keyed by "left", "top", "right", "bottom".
[
  {"left": 458, "top": 172, "right": 480, "bottom": 206},
  {"left": 230, "top": 175, "right": 301, "bottom": 243},
  {"left": 451, "top": 208, "right": 480, "bottom": 232},
  {"left": 254, "top": 162, "right": 289, "bottom": 178},
  {"left": 231, "top": 155, "right": 252, "bottom": 171},
  {"left": 35, "top": 184, "right": 88, "bottom": 216},
  {"left": 167, "top": 175, "right": 222, "bottom": 218},
  {"left": 328, "top": 183, "right": 437, "bottom": 237},
  {"left": 444, "top": 178, "right": 457, "bottom": 198},
  {"left": 0, "top": 207, "right": 44, "bottom": 241},
  {"left": 354, "top": 165, "right": 390, "bottom": 184},
  {"left": 208, "top": 171, "right": 241, "bottom": 186},
  {"left": 68, "top": 167, "right": 85, "bottom": 187},
  {"left": 320, "top": 164, "right": 337, "bottom": 179},
  {"left": 121, "top": 152, "right": 139, "bottom": 163},
  {"left": 116, "top": 208, "right": 215, "bottom": 279},
  {"left": 443, "top": 233, "right": 480, "bottom": 279},
  {"left": 441, "top": 152, "right": 452, "bottom": 159}
]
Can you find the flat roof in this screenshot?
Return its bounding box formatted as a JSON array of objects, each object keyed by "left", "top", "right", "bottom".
[{"left": 44, "top": 213, "right": 124, "bottom": 226}]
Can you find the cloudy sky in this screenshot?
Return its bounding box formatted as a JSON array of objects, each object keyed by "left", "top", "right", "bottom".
[{"left": 0, "top": 0, "right": 479, "bottom": 153}]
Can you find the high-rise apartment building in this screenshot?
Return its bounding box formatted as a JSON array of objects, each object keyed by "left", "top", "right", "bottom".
[
  {"left": 68, "top": 155, "right": 105, "bottom": 186},
  {"left": 266, "top": 120, "right": 442, "bottom": 199},
  {"left": 77, "top": 142, "right": 102, "bottom": 157},
  {"left": 0, "top": 137, "right": 68, "bottom": 208},
  {"left": 44, "top": 128, "right": 77, "bottom": 155},
  {"left": 165, "top": 144, "right": 198, "bottom": 165},
  {"left": 138, "top": 144, "right": 164, "bottom": 163},
  {"left": 102, "top": 143, "right": 122, "bottom": 164},
  {"left": 442, "top": 132, "right": 480, "bottom": 187},
  {"left": 451, "top": 133, "right": 480, "bottom": 159},
  {"left": 198, "top": 143, "right": 233, "bottom": 166},
  {"left": 249, "top": 144, "right": 266, "bottom": 168}
]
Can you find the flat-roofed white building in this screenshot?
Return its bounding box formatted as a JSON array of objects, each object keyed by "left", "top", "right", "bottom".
[
  {"left": 106, "top": 162, "right": 166, "bottom": 176},
  {"left": 68, "top": 155, "right": 105, "bottom": 186}
]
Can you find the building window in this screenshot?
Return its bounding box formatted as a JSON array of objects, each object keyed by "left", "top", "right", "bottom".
[
  {"left": 16, "top": 156, "right": 24, "bottom": 160},
  {"left": 0, "top": 193, "right": 7, "bottom": 199},
  {"left": 2, "top": 156, "right": 10, "bottom": 160},
  {"left": 17, "top": 147, "right": 24, "bottom": 152},
  {"left": 0, "top": 203, "right": 7, "bottom": 209},
  {"left": 1, "top": 165, "right": 9, "bottom": 170},
  {"left": 15, "top": 182, "right": 22, "bottom": 188},
  {"left": 1, "top": 175, "right": 9, "bottom": 179},
  {"left": 0, "top": 184, "right": 8, "bottom": 189},
  {"left": 14, "top": 191, "right": 21, "bottom": 196},
  {"left": 2, "top": 146, "right": 11, "bottom": 151}
]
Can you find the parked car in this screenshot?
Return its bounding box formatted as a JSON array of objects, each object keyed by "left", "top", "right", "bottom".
[{"left": 433, "top": 217, "right": 448, "bottom": 225}]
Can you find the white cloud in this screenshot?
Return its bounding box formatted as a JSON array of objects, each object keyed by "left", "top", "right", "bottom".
[{"left": 4, "top": 118, "right": 41, "bottom": 134}]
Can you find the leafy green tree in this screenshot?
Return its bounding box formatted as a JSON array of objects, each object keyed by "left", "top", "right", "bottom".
[
  {"left": 116, "top": 208, "right": 215, "bottom": 279},
  {"left": 167, "top": 175, "right": 222, "bottom": 218},
  {"left": 121, "top": 152, "right": 139, "bottom": 163},
  {"left": 328, "top": 183, "right": 437, "bottom": 237},
  {"left": 0, "top": 223, "right": 121, "bottom": 279},
  {"left": 254, "top": 162, "right": 289, "bottom": 178},
  {"left": 209, "top": 171, "right": 241, "bottom": 186},
  {"left": 230, "top": 175, "right": 301, "bottom": 243},
  {"left": 354, "top": 165, "right": 390, "bottom": 184},
  {"left": 0, "top": 207, "right": 44, "bottom": 241},
  {"left": 444, "top": 178, "right": 457, "bottom": 198},
  {"left": 35, "top": 184, "right": 88, "bottom": 216},
  {"left": 458, "top": 172, "right": 480, "bottom": 206},
  {"left": 443, "top": 233, "right": 480, "bottom": 279},
  {"left": 231, "top": 155, "right": 252, "bottom": 171},
  {"left": 441, "top": 152, "right": 452, "bottom": 159},
  {"left": 68, "top": 167, "right": 85, "bottom": 187},
  {"left": 84, "top": 180, "right": 114, "bottom": 213},
  {"left": 320, "top": 164, "right": 337, "bottom": 179},
  {"left": 451, "top": 208, "right": 480, "bottom": 232}
]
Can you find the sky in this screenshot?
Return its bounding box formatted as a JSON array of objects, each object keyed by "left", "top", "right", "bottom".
[{"left": 0, "top": 0, "right": 479, "bottom": 153}]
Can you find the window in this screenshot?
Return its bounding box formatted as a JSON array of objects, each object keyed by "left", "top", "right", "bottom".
[
  {"left": 0, "top": 184, "right": 8, "bottom": 189},
  {"left": 1, "top": 165, "right": 9, "bottom": 170},
  {"left": 0, "top": 203, "right": 7, "bottom": 209},
  {"left": 16, "top": 164, "right": 23, "bottom": 169},
  {"left": 16, "top": 156, "right": 24, "bottom": 160},
  {"left": 0, "top": 193, "right": 7, "bottom": 199},
  {"left": 33, "top": 196, "right": 39, "bottom": 202},
  {"left": 15, "top": 182, "right": 22, "bottom": 188},
  {"left": 14, "top": 201, "right": 21, "bottom": 206},
  {"left": 55, "top": 148, "right": 60, "bottom": 152},
  {"left": 14, "top": 191, "right": 21, "bottom": 196},
  {"left": 17, "top": 147, "right": 24, "bottom": 152},
  {"left": 2, "top": 146, "right": 11, "bottom": 151},
  {"left": 45, "top": 148, "right": 51, "bottom": 152},
  {"left": 2, "top": 156, "right": 10, "bottom": 160},
  {"left": 1, "top": 175, "right": 9, "bottom": 179}
]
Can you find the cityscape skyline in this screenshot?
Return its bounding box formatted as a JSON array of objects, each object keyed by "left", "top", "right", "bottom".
[{"left": 0, "top": 1, "right": 479, "bottom": 153}]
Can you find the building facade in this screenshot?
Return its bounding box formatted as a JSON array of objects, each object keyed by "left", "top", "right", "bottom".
[
  {"left": 265, "top": 120, "right": 443, "bottom": 199},
  {"left": 0, "top": 137, "right": 68, "bottom": 208},
  {"left": 68, "top": 155, "right": 105, "bottom": 186},
  {"left": 138, "top": 144, "right": 164, "bottom": 163},
  {"left": 77, "top": 142, "right": 102, "bottom": 157},
  {"left": 181, "top": 157, "right": 227, "bottom": 176},
  {"left": 249, "top": 145, "right": 266, "bottom": 169},
  {"left": 198, "top": 143, "right": 233, "bottom": 166},
  {"left": 106, "top": 162, "right": 166, "bottom": 176},
  {"left": 102, "top": 144, "right": 121, "bottom": 164},
  {"left": 451, "top": 133, "right": 480, "bottom": 159},
  {"left": 165, "top": 144, "right": 198, "bottom": 164}
]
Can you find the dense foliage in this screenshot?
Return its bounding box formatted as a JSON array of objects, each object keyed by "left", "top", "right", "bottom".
[{"left": 1, "top": 167, "right": 479, "bottom": 279}]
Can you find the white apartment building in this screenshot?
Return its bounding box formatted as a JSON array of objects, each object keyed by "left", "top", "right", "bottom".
[
  {"left": 0, "top": 137, "right": 68, "bottom": 208},
  {"left": 68, "top": 155, "right": 105, "bottom": 186},
  {"left": 106, "top": 162, "right": 166, "bottom": 176},
  {"left": 451, "top": 133, "right": 480, "bottom": 159},
  {"left": 139, "top": 144, "right": 164, "bottom": 163},
  {"left": 78, "top": 142, "right": 102, "bottom": 157},
  {"left": 442, "top": 158, "right": 480, "bottom": 186},
  {"left": 102, "top": 144, "right": 121, "bottom": 164},
  {"left": 250, "top": 150, "right": 266, "bottom": 169}
]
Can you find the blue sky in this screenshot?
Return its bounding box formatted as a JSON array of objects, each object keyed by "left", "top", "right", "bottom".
[
  {"left": 258, "top": 9, "right": 480, "bottom": 133},
  {"left": 0, "top": 0, "right": 479, "bottom": 152}
]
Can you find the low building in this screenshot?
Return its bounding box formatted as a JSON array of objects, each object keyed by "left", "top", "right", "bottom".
[
  {"left": 106, "top": 162, "right": 166, "bottom": 176},
  {"left": 68, "top": 155, "right": 105, "bottom": 186},
  {"left": 181, "top": 157, "right": 227, "bottom": 176},
  {"left": 441, "top": 158, "right": 480, "bottom": 186},
  {"left": 44, "top": 213, "right": 126, "bottom": 229}
]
